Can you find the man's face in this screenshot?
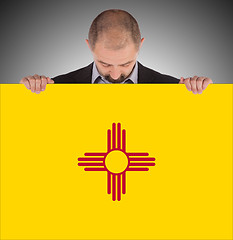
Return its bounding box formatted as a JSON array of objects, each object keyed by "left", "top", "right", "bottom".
[{"left": 86, "top": 37, "right": 144, "bottom": 83}]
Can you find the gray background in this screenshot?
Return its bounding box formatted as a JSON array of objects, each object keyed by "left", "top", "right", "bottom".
[{"left": 0, "top": 0, "right": 232, "bottom": 83}]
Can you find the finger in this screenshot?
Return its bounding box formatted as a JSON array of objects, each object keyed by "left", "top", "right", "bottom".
[
  {"left": 190, "top": 76, "right": 198, "bottom": 94},
  {"left": 34, "top": 74, "right": 42, "bottom": 94},
  {"left": 179, "top": 77, "right": 184, "bottom": 84},
  {"left": 203, "top": 78, "right": 213, "bottom": 91},
  {"left": 27, "top": 75, "right": 36, "bottom": 93},
  {"left": 47, "top": 77, "right": 55, "bottom": 84},
  {"left": 41, "top": 75, "right": 48, "bottom": 91},
  {"left": 196, "top": 77, "right": 205, "bottom": 94},
  {"left": 20, "top": 77, "right": 31, "bottom": 90},
  {"left": 184, "top": 78, "right": 192, "bottom": 91}
]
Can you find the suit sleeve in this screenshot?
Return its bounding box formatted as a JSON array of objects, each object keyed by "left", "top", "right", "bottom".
[{"left": 51, "top": 74, "right": 76, "bottom": 83}]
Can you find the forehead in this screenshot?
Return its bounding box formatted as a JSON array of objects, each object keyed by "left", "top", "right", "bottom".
[{"left": 93, "top": 41, "right": 138, "bottom": 65}]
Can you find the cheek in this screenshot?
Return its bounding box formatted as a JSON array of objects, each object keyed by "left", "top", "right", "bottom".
[
  {"left": 124, "top": 66, "right": 134, "bottom": 75},
  {"left": 97, "top": 65, "right": 108, "bottom": 75}
]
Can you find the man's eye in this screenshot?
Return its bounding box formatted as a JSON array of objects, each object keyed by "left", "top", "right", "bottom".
[
  {"left": 102, "top": 64, "right": 110, "bottom": 67},
  {"left": 121, "top": 64, "right": 130, "bottom": 67}
]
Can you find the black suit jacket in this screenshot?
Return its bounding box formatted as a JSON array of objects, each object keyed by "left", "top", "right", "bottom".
[{"left": 52, "top": 62, "right": 179, "bottom": 84}]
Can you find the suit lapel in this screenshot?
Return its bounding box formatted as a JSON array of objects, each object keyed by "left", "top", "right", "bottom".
[
  {"left": 75, "top": 62, "right": 93, "bottom": 84},
  {"left": 138, "top": 62, "right": 153, "bottom": 83}
]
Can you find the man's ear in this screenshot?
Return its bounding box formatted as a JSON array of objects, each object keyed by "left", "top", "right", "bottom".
[
  {"left": 140, "top": 38, "right": 145, "bottom": 48},
  {"left": 85, "top": 39, "right": 91, "bottom": 49}
]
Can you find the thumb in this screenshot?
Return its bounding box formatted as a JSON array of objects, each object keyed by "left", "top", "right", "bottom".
[
  {"left": 179, "top": 77, "right": 184, "bottom": 84},
  {"left": 47, "top": 77, "right": 55, "bottom": 84}
]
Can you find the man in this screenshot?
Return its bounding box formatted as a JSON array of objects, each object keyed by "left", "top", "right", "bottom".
[{"left": 20, "top": 9, "right": 213, "bottom": 94}]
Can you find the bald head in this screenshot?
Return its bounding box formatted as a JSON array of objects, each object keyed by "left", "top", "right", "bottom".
[{"left": 88, "top": 9, "right": 141, "bottom": 51}]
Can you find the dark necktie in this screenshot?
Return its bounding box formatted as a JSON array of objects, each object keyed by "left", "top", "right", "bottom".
[{"left": 124, "top": 79, "right": 134, "bottom": 84}]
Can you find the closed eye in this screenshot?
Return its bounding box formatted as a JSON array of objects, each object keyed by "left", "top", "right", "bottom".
[
  {"left": 102, "top": 64, "right": 111, "bottom": 67},
  {"left": 120, "top": 64, "right": 130, "bottom": 67}
]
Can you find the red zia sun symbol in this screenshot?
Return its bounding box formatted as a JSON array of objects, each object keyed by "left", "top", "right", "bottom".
[{"left": 78, "top": 123, "right": 156, "bottom": 201}]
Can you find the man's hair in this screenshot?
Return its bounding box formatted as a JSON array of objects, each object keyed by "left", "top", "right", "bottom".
[{"left": 88, "top": 9, "right": 141, "bottom": 50}]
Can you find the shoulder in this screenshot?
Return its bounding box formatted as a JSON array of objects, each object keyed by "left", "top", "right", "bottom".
[
  {"left": 138, "top": 62, "right": 180, "bottom": 84},
  {"left": 52, "top": 63, "right": 93, "bottom": 83}
]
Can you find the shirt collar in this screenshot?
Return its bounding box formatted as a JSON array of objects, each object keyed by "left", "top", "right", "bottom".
[{"left": 91, "top": 61, "right": 138, "bottom": 84}]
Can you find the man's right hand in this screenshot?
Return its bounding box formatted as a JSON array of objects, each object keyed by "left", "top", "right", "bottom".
[{"left": 20, "top": 74, "right": 55, "bottom": 94}]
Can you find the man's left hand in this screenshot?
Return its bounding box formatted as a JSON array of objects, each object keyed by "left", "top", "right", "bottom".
[{"left": 179, "top": 76, "right": 213, "bottom": 94}]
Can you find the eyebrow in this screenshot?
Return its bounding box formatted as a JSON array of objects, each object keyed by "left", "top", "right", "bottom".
[{"left": 97, "top": 60, "right": 134, "bottom": 66}]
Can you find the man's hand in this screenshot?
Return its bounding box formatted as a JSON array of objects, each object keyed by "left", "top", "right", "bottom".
[
  {"left": 19, "top": 74, "right": 54, "bottom": 94},
  {"left": 179, "top": 76, "right": 213, "bottom": 94}
]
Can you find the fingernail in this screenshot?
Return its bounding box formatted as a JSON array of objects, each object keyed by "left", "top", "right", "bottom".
[{"left": 36, "top": 91, "right": 40, "bottom": 94}]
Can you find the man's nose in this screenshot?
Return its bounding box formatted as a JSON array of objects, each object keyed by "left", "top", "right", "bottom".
[{"left": 110, "top": 68, "right": 121, "bottom": 80}]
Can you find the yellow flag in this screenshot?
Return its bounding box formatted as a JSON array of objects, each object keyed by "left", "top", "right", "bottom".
[{"left": 1, "top": 84, "right": 232, "bottom": 239}]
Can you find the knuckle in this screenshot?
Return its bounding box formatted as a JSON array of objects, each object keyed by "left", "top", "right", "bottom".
[
  {"left": 27, "top": 78, "right": 33, "bottom": 82},
  {"left": 191, "top": 79, "right": 196, "bottom": 84},
  {"left": 29, "top": 79, "right": 36, "bottom": 83}
]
